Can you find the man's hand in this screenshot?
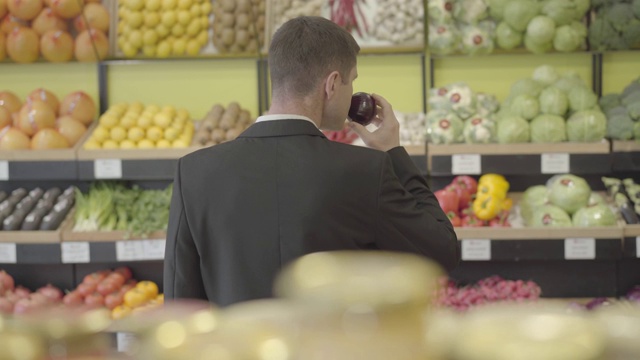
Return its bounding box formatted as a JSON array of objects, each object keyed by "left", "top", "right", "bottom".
[{"left": 347, "top": 94, "right": 400, "bottom": 152}]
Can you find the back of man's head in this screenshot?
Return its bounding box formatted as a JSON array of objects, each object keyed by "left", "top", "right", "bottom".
[{"left": 269, "top": 16, "right": 360, "bottom": 98}]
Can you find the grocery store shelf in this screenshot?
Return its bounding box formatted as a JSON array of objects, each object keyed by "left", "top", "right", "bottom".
[
  {"left": 611, "top": 140, "right": 640, "bottom": 172},
  {"left": 623, "top": 225, "right": 640, "bottom": 259},
  {"left": 427, "top": 141, "right": 611, "bottom": 176},
  {"left": 429, "top": 48, "right": 595, "bottom": 59},
  {"left": 0, "top": 149, "right": 79, "bottom": 181}
]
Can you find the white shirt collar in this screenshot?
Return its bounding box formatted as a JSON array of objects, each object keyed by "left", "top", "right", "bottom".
[{"left": 255, "top": 114, "right": 318, "bottom": 128}]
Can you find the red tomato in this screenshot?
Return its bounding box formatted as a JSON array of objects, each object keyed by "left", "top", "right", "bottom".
[
  {"left": 83, "top": 272, "right": 107, "bottom": 285},
  {"left": 62, "top": 291, "right": 84, "bottom": 306},
  {"left": 96, "top": 281, "right": 118, "bottom": 296},
  {"left": 0, "top": 270, "right": 15, "bottom": 292},
  {"left": 446, "top": 183, "right": 473, "bottom": 211},
  {"left": 435, "top": 188, "right": 459, "bottom": 214},
  {"left": 104, "top": 292, "right": 123, "bottom": 310},
  {"left": 461, "top": 215, "right": 484, "bottom": 227},
  {"left": 84, "top": 292, "right": 104, "bottom": 308},
  {"left": 77, "top": 282, "right": 97, "bottom": 297},
  {"left": 452, "top": 175, "right": 478, "bottom": 194},
  {"left": 106, "top": 273, "right": 126, "bottom": 287},
  {"left": 114, "top": 267, "right": 133, "bottom": 281},
  {"left": 447, "top": 212, "right": 462, "bottom": 227}
]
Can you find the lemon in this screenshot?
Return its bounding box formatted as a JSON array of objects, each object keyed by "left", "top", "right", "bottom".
[
  {"left": 142, "top": 45, "right": 156, "bottom": 57},
  {"left": 172, "top": 38, "right": 186, "bottom": 55},
  {"left": 137, "top": 139, "right": 155, "bottom": 149},
  {"left": 153, "top": 112, "right": 172, "bottom": 128},
  {"left": 156, "top": 24, "right": 170, "bottom": 38},
  {"left": 124, "top": 109, "right": 140, "bottom": 118},
  {"left": 137, "top": 115, "right": 153, "bottom": 129},
  {"left": 146, "top": 0, "right": 161, "bottom": 11},
  {"left": 163, "top": 127, "right": 179, "bottom": 141},
  {"left": 83, "top": 140, "right": 101, "bottom": 149},
  {"left": 129, "top": 102, "right": 144, "bottom": 112},
  {"left": 128, "top": 30, "right": 143, "bottom": 49},
  {"left": 102, "top": 140, "right": 120, "bottom": 149},
  {"left": 172, "top": 139, "right": 189, "bottom": 148},
  {"left": 92, "top": 126, "right": 110, "bottom": 142},
  {"left": 171, "top": 23, "right": 185, "bottom": 37},
  {"left": 144, "top": 12, "right": 160, "bottom": 27},
  {"left": 110, "top": 127, "right": 128, "bottom": 142},
  {"left": 177, "top": 10, "right": 191, "bottom": 26},
  {"left": 156, "top": 41, "right": 171, "bottom": 58},
  {"left": 156, "top": 139, "right": 172, "bottom": 148},
  {"left": 120, "top": 139, "right": 137, "bottom": 149},
  {"left": 170, "top": 121, "right": 184, "bottom": 132},
  {"left": 176, "top": 108, "right": 190, "bottom": 120},
  {"left": 128, "top": 11, "right": 143, "bottom": 28},
  {"left": 199, "top": 16, "right": 208, "bottom": 29},
  {"left": 161, "top": 11, "right": 177, "bottom": 27},
  {"left": 177, "top": 0, "right": 191, "bottom": 9},
  {"left": 189, "top": 4, "right": 201, "bottom": 17},
  {"left": 119, "top": 115, "right": 137, "bottom": 129},
  {"left": 126, "top": 0, "right": 144, "bottom": 11},
  {"left": 142, "top": 30, "right": 158, "bottom": 46},
  {"left": 200, "top": 2, "right": 211, "bottom": 14},
  {"left": 128, "top": 127, "right": 145, "bottom": 142},
  {"left": 186, "top": 20, "right": 201, "bottom": 37},
  {"left": 161, "top": 105, "right": 176, "bottom": 115},
  {"left": 122, "top": 42, "right": 138, "bottom": 57},
  {"left": 196, "top": 30, "right": 208, "bottom": 46},
  {"left": 117, "top": 22, "right": 125, "bottom": 34},
  {"left": 161, "top": 0, "right": 176, "bottom": 10},
  {"left": 146, "top": 126, "right": 164, "bottom": 141},
  {"left": 99, "top": 114, "right": 119, "bottom": 129}
]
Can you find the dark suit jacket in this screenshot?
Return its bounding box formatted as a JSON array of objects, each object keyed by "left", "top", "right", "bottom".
[{"left": 164, "top": 119, "right": 458, "bottom": 306}]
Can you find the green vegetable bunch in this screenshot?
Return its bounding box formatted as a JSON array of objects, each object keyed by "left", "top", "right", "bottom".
[
  {"left": 600, "top": 77, "right": 640, "bottom": 140},
  {"left": 589, "top": 0, "right": 640, "bottom": 51}
]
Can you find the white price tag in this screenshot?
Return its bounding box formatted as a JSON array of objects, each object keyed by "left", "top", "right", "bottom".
[
  {"left": 117, "top": 332, "right": 137, "bottom": 353},
  {"left": 94, "top": 159, "right": 122, "bottom": 179},
  {"left": 452, "top": 154, "right": 481, "bottom": 175},
  {"left": 636, "top": 236, "right": 640, "bottom": 258},
  {"left": 0, "top": 243, "right": 17, "bottom": 263},
  {"left": 461, "top": 239, "right": 491, "bottom": 261},
  {"left": 565, "top": 238, "right": 596, "bottom": 260},
  {"left": 116, "top": 241, "right": 145, "bottom": 261},
  {"left": 0, "top": 161, "right": 8, "bottom": 181},
  {"left": 61, "top": 242, "right": 90, "bottom": 263},
  {"left": 541, "top": 153, "right": 570, "bottom": 174},
  {"left": 142, "top": 239, "right": 166, "bottom": 260}
]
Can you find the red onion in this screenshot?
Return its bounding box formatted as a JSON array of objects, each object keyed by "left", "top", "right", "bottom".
[
  {"left": 348, "top": 92, "right": 376, "bottom": 126},
  {"left": 37, "top": 284, "right": 63, "bottom": 302}
]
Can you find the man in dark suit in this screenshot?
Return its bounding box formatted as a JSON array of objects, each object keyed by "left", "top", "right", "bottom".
[{"left": 164, "top": 16, "right": 458, "bottom": 306}]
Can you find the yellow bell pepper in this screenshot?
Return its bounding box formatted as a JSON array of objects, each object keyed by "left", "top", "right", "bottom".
[
  {"left": 476, "top": 182, "right": 508, "bottom": 200},
  {"left": 502, "top": 197, "right": 513, "bottom": 211},
  {"left": 473, "top": 195, "right": 503, "bottom": 221},
  {"left": 479, "top": 173, "right": 508, "bottom": 186}
]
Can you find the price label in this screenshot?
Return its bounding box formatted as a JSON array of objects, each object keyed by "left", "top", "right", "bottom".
[
  {"left": 0, "top": 161, "right": 8, "bottom": 181},
  {"left": 452, "top": 154, "right": 481, "bottom": 175},
  {"left": 116, "top": 241, "right": 145, "bottom": 261},
  {"left": 142, "top": 239, "right": 165, "bottom": 260},
  {"left": 0, "top": 243, "right": 17, "bottom": 263},
  {"left": 541, "top": 153, "right": 570, "bottom": 174},
  {"left": 636, "top": 236, "right": 640, "bottom": 258},
  {"left": 565, "top": 238, "right": 596, "bottom": 260},
  {"left": 94, "top": 159, "right": 122, "bottom": 179},
  {"left": 117, "top": 332, "right": 137, "bottom": 353},
  {"left": 461, "top": 239, "right": 491, "bottom": 261},
  {"left": 61, "top": 242, "right": 90, "bottom": 263}
]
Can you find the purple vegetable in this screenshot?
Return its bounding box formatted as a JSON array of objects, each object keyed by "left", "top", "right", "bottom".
[
  {"left": 626, "top": 286, "right": 640, "bottom": 302},
  {"left": 585, "top": 297, "right": 611, "bottom": 310},
  {"left": 348, "top": 92, "right": 376, "bottom": 126}
]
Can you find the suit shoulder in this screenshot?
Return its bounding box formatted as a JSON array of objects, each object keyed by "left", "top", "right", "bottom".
[
  {"left": 328, "top": 141, "right": 387, "bottom": 160},
  {"left": 180, "top": 141, "right": 235, "bottom": 164}
]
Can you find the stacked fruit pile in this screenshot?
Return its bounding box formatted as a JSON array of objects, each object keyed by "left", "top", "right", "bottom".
[
  {"left": 435, "top": 276, "right": 542, "bottom": 311},
  {"left": 116, "top": 0, "right": 211, "bottom": 57},
  {"left": 0, "top": 89, "right": 95, "bottom": 150},
  {"left": 211, "top": 0, "right": 266, "bottom": 54},
  {"left": 0, "top": 186, "right": 74, "bottom": 231},
  {"left": 192, "top": 102, "right": 253, "bottom": 146},
  {"left": 0, "top": 0, "right": 109, "bottom": 62},
  {"left": 85, "top": 102, "right": 194, "bottom": 149}
]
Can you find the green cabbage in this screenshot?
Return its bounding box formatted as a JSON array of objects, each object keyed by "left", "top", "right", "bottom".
[
  {"left": 588, "top": 192, "right": 606, "bottom": 206},
  {"left": 572, "top": 203, "right": 617, "bottom": 227},
  {"left": 530, "top": 204, "right": 573, "bottom": 227},
  {"left": 553, "top": 72, "right": 586, "bottom": 92},
  {"left": 521, "top": 185, "right": 549, "bottom": 224},
  {"left": 572, "top": 0, "right": 590, "bottom": 19},
  {"left": 541, "top": 0, "right": 576, "bottom": 26},
  {"left": 568, "top": 86, "right": 598, "bottom": 112},
  {"left": 526, "top": 16, "right": 556, "bottom": 44},
  {"left": 566, "top": 110, "right": 607, "bottom": 142},
  {"left": 510, "top": 94, "right": 540, "bottom": 120},
  {"left": 570, "top": 21, "right": 587, "bottom": 38},
  {"left": 524, "top": 34, "right": 553, "bottom": 53},
  {"left": 504, "top": 0, "right": 540, "bottom": 32},
  {"left": 510, "top": 78, "right": 544, "bottom": 97},
  {"left": 539, "top": 86, "right": 569, "bottom": 116},
  {"left": 496, "top": 22, "right": 523, "bottom": 49},
  {"left": 553, "top": 25, "right": 583, "bottom": 52},
  {"left": 497, "top": 116, "right": 530, "bottom": 143},
  {"left": 548, "top": 174, "right": 591, "bottom": 214},
  {"left": 532, "top": 65, "right": 559, "bottom": 86},
  {"left": 530, "top": 114, "right": 567, "bottom": 143},
  {"left": 488, "top": 0, "right": 510, "bottom": 20}
]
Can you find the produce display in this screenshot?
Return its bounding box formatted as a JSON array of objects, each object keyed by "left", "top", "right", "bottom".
[
  {"left": 0, "top": 186, "right": 74, "bottom": 231},
  {"left": 72, "top": 181, "right": 173, "bottom": 237},
  {"left": 496, "top": 65, "right": 607, "bottom": 144},
  {"left": 436, "top": 174, "right": 513, "bottom": 227},
  {"left": 600, "top": 76, "right": 640, "bottom": 140},
  {"left": 602, "top": 176, "right": 640, "bottom": 224},
  {"left": 271, "top": 0, "right": 323, "bottom": 32},
  {"left": 86, "top": 102, "right": 194, "bottom": 149},
  {"left": 589, "top": 0, "right": 640, "bottom": 51},
  {"left": 0, "top": 0, "right": 110, "bottom": 63},
  {"left": 519, "top": 174, "right": 618, "bottom": 227},
  {"left": 370, "top": 0, "right": 424, "bottom": 45},
  {"left": 426, "top": 82, "right": 500, "bottom": 144},
  {"left": 350, "top": 110, "right": 427, "bottom": 147},
  {"left": 435, "top": 275, "right": 543, "bottom": 311},
  {"left": 428, "top": 0, "right": 589, "bottom": 55},
  {"left": 116, "top": 0, "right": 212, "bottom": 57},
  {"left": 211, "top": 0, "right": 266, "bottom": 54},
  {"left": 191, "top": 102, "right": 253, "bottom": 146},
  {"left": 0, "top": 89, "right": 94, "bottom": 150}
]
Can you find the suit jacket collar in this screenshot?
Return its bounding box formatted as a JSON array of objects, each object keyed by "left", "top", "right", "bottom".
[{"left": 238, "top": 119, "right": 327, "bottom": 139}]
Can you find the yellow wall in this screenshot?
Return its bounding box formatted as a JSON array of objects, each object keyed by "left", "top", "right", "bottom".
[
  {"left": 107, "top": 59, "right": 259, "bottom": 120},
  {"left": 0, "top": 63, "right": 98, "bottom": 104},
  {"left": 602, "top": 51, "right": 640, "bottom": 95}
]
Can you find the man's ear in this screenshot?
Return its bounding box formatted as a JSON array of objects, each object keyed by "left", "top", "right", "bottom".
[{"left": 324, "top": 71, "right": 341, "bottom": 99}]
